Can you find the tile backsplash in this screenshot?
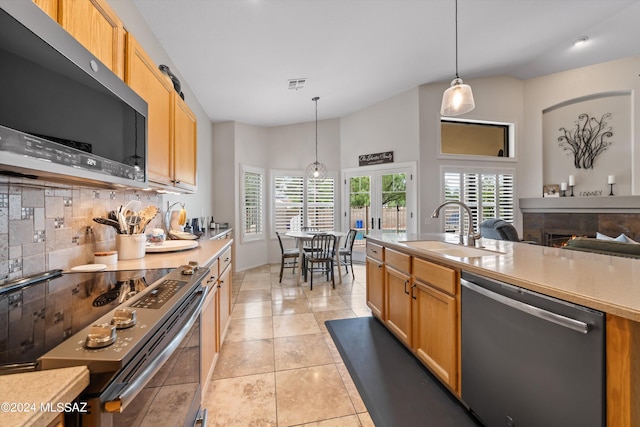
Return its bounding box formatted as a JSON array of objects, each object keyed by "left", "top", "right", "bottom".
[{"left": 0, "top": 177, "right": 163, "bottom": 285}]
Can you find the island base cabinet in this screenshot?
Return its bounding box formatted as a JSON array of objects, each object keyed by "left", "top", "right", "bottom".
[
  {"left": 385, "top": 266, "right": 412, "bottom": 346},
  {"left": 366, "top": 257, "right": 384, "bottom": 319},
  {"left": 606, "top": 314, "right": 640, "bottom": 427},
  {"left": 412, "top": 280, "right": 458, "bottom": 393}
]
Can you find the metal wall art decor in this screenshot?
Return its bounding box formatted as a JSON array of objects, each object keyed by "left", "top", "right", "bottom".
[{"left": 557, "top": 113, "right": 613, "bottom": 169}]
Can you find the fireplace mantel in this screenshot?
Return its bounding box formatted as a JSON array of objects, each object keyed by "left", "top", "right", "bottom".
[{"left": 520, "top": 196, "right": 640, "bottom": 214}]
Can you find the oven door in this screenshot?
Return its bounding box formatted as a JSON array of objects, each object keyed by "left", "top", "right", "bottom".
[{"left": 81, "top": 285, "right": 208, "bottom": 427}]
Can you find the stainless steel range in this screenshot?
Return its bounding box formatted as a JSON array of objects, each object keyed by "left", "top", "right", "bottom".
[{"left": 37, "top": 264, "right": 210, "bottom": 427}]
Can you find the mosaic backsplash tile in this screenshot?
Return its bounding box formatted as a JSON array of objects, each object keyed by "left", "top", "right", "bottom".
[{"left": 0, "top": 177, "right": 163, "bottom": 285}]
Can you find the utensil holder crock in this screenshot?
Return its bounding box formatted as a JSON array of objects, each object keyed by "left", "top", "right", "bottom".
[{"left": 116, "top": 234, "right": 146, "bottom": 260}]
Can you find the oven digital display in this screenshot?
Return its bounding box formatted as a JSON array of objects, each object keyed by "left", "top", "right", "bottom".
[
  {"left": 131, "top": 279, "right": 187, "bottom": 310},
  {"left": 80, "top": 155, "right": 102, "bottom": 170}
]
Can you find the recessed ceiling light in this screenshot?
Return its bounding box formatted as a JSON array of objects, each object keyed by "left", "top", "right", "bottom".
[{"left": 572, "top": 36, "right": 589, "bottom": 47}]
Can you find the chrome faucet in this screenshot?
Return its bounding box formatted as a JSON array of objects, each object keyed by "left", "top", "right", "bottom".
[{"left": 431, "top": 201, "right": 481, "bottom": 247}]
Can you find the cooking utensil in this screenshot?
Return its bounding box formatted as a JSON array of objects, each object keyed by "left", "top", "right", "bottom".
[
  {"left": 137, "top": 205, "right": 159, "bottom": 233},
  {"left": 93, "top": 217, "right": 122, "bottom": 233}
]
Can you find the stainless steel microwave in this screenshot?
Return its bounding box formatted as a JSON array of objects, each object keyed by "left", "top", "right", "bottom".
[{"left": 0, "top": 1, "right": 148, "bottom": 189}]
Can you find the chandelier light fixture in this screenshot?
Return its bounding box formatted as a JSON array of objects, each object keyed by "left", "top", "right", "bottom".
[
  {"left": 440, "top": 0, "right": 475, "bottom": 116},
  {"left": 306, "top": 96, "right": 327, "bottom": 180}
]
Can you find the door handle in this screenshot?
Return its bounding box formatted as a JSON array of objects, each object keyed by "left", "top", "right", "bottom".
[
  {"left": 411, "top": 283, "right": 417, "bottom": 300},
  {"left": 378, "top": 218, "right": 381, "bottom": 230},
  {"left": 404, "top": 280, "right": 410, "bottom": 295},
  {"left": 371, "top": 218, "right": 374, "bottom": 229},
  {"left": 461, "top": 279, "right": 589, "bottom": 334}
]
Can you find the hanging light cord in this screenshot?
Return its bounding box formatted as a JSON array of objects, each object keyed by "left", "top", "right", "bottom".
[
  {"left": 454, "top": 0, "right": 459, "bottom": 79},
  {"left": 313, "top": 96, "right": 319, "bottom": 164}
]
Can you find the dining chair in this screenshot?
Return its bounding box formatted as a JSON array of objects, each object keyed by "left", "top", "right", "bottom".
[
  {"left": 304, "top": 233, "right": 336, "bottom": 290},
  {"left": 339, "top": 229, "right": 357, "bottom": 279},
  {"left": 276, "top": 231, "right": 299, "bottom": 283}
]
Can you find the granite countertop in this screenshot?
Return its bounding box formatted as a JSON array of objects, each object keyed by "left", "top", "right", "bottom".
[
  {"left": 86, "top": 238, "right": 232, "bottom": 272},
  {"left": 0, "top": 366, "right": 89, "bottom": 427},
  {"left": 366, "top": 232, "right": 640, "bottom": 322}
]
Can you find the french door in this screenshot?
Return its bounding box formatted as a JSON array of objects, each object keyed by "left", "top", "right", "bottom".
[{"left": 342, "top": 162, "right": 417, "bottom": 262}]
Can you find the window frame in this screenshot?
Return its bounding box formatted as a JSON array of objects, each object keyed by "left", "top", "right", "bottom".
[
  {"left": 270, "top": 169, "right": 338, "bottom": 239},
  {"left": 240, "top": 164, "right": 265, "bottom": 243},
  {"left": 439, "top": 165, "right": 517, "bottom": 234},
  {"left": 438, "top": 117, "right": 517, "bottom": 162}
]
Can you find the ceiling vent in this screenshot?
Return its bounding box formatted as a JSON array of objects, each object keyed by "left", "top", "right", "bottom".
[{"left": 288, "top": 78, "right": 306, "bottom": 90}]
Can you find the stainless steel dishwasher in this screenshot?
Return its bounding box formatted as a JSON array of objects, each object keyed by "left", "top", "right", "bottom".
[{"left": 460, "top": 271, "right": 605, "bottom": 427}]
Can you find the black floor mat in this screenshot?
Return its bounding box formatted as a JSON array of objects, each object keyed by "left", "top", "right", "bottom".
[{"left": 326, "top": 317, "right": 482, "bottom": 427}]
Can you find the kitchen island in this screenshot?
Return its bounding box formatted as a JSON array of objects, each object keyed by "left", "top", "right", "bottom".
[{"left": 365, "top": 232, "right": 640, "bottom": 427}]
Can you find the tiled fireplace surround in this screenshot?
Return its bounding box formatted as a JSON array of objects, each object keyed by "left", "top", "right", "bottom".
[
  {"left": 521, "top": 196, "right": 640, "bottom": 246},
  {"left": 0, "top": 178, "right": 163, "bottom": 285}
]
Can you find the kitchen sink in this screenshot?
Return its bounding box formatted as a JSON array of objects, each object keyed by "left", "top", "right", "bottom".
[{"left": 402, "top": 240, "right": 504, "bottom": 258}]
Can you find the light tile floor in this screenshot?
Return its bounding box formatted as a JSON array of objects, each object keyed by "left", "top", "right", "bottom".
[{"left": 202, "top": 262, "right": 374, "bottom": 427}]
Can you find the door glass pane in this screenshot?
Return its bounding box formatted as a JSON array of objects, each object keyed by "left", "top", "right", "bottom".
[
  {"left": 381, "top": 173, "right": 406, "bottom": 233},
  {"left": 348, "top": 176, "right": 370, "bottom": 251}
]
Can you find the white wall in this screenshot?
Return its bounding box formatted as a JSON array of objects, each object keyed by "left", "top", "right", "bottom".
[
  {"left": 233, "top": 123, "right": 270, "bottom": 271},
  {"left": 340, "top": 88, "right": 420, "bottom": 169},
  {"left": 419, "top": 76, "right": 525, "bottom": 232},
  {"left": 522, "top": 56, "right": 640, "bottom": 198}
]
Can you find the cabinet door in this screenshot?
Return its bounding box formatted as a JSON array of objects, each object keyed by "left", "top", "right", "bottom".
[
  {"left": 59, "top": 0, "right": 124, "bottom": 78},
  {"left": 173, "top": 94, "right": 197, "bottom": 191},
  {"left": 201, "top": 286, "right": 218, "bottom": 389},
  {"left": 412, "top": 280, "right": 458, "bottom": 392},
  {"left": 217, "top": 264, "right": 232, "bottom": 349},
  {"left": 125, "top": 34, "right": 174, "bottom": 185},
  {"left": 33, "top": 0, "right": 58, "bottom": 20},
  {"left": 366, "top": 257, "right": 384, "bottom": 319},
  {"left": 385, "top": 266, "right": 412, "bottom": 346}
]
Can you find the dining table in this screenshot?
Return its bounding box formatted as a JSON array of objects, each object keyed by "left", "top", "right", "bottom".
[{"left": 285, "top": 230, "right": 347, "bottom": 285}]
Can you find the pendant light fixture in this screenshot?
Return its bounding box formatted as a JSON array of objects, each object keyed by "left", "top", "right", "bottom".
[
  {"left": 440, "top": 0, "right": 475, "bottom": 116},
  {"left": 305, "top": 96, "right": 327, "bottom": 180}
]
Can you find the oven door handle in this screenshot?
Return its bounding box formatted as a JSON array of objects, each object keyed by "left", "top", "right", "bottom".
[{"left": 103, "top": 286, "right": 209, "bottom": 413}]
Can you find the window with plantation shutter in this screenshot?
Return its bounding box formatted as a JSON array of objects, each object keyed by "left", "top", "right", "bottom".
[
  {"left": 271, "top": 170, "right": 336, "bottom": 236},
  {"left": 274, "top": 175, "right": 304, "bottom": 233},
  {"left": 442, "top": 167, "right": 515, "bottom": 234},
  {"left": 241, "top": 165, "right": 264, "bottom": 242},
  {"left": 307, "top": 177, "right": 335, "bottom": 231}
]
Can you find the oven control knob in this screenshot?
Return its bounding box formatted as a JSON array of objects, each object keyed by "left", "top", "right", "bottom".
[
  {"left": 181, "top": 265, "right": 194, "bottom": 275},
  {"left": 188, "top": 261, "right": 199, "bottom": 269},
  {"left": 85, "top": 324, "right": 117, "bottom": 349},
  {"left": 111, "top": 308, "right": 137, "bottom": 329}
]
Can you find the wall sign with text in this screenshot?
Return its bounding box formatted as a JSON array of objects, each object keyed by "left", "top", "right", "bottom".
[{"left": 359, "top": 151, "right": 394, "bottom": 166}]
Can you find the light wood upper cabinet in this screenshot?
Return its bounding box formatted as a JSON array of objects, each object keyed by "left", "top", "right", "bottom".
[
  {"left": 125, "top": 34, "right": 197, "bottom": 191},
  {"left": 125, "top": 33, "right": 174, "bottom": 186},
  {"left": 173, "top": 94, "right": 197, "bottom": 191},
  {"left": 33, "top": 0, "right": 59, "bottom": 21},
  {"left": 58, "top": 0, "right": 124, "bottom": 79}
]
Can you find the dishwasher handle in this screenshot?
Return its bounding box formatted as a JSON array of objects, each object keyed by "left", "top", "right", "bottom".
[{"left": 461, "top": 279, "right": 590, "bottom": 334}]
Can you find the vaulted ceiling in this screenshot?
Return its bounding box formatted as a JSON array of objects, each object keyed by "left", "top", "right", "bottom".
[{"left": 131, "top": 0, "right": 640, "bottom": 127}]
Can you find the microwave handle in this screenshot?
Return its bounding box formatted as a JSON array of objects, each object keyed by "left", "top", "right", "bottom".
[{"left": 103, "top": 286, "right": 209, "bottom": 413}]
